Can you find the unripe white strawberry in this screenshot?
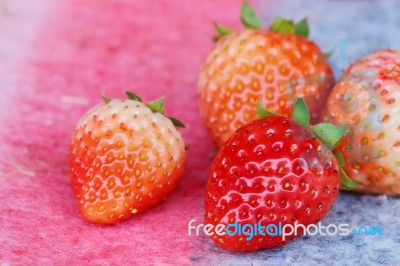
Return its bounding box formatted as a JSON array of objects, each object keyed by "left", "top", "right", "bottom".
[
  {"left": 321, "top": 49, "right": 400, "bottom": 196},
  {"left": 69, "top": 92, "right": 186, "bottom": 224}
]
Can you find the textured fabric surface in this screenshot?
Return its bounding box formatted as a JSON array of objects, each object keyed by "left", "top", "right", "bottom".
[{"left": 0, "top": 0, "right": 399, "bottom": 265}]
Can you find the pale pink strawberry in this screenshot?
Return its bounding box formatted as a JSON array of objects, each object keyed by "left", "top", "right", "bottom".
[
  {"left": 321, "top": 49, "right": 400, "bottom": 196},
  {"left": 70, "top": 92, "right": 186, "bottom": 223}
]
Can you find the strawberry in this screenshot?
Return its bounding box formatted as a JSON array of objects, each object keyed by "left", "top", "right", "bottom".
[
  {"left": 69, "top": 92, "right": 186, "bottom": 224},
  {"left": 198, "top": 2, "right": 334, "bottom": 147},
  {"left": 321, "top": 49, "right": 400, "bottom": 196},
  {"left": 204, "top": 99, "right": 355, "bottom": 252}
]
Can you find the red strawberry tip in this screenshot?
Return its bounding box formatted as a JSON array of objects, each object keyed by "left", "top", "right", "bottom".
[{"left": 257, "top": 98, "right": 360, "bottom": 190}]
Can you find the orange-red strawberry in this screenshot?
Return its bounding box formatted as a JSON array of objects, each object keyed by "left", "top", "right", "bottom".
[
  {"left": 69, "top": 92, "right": 186, "bottom": 224},
  {"left": 198, "top": 2, "right": 334, "bottom": 147},
  {"left": 205, "top": 99, "right": 352, "bottom": 252},
  {"left": 321, "top": 49, "right": 400, "bottom": 196}
]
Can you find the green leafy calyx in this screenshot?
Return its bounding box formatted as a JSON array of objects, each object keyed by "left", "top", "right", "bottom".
[
  {"left": 270, "top": 17, "right": 310, "bottom": 37},
  {"left": 213, "top": 22, "right": 235, "bottom": 41},
  {"left": 334, "top": 151, "right": 360, "bottom": 190},
  {"left": 126, "top": 91, "right": 143, "bottom": 102},
  {"left": 295, "top": 18, "right": 309, "bottom": 37},
  {"left": 212, "top": 1, "right": 262, "bottom": 42},
  {"left": 334, "top": 150, "right": 345, "bottom": 167},
  {"left": 240, "top": 1, "right": 262, "bottom": 29},
  {"left": 256, "top": 101, "right": 281, "bottom": 119},
  {"left": 102, "top": 91, "right": 185, "bottom": 128},
  {"left": 292, "top": 98, "right": 310, "bottom": 127},
  {"left": 213, "top": 2, "right": 310, "bottom": 42},
  {"left": 102, "top": 95, "right": 112, "bottom": 103},
  {"left": 292, "top": 98, "right": 346, "bottom": 150},
  {"left": 147, "top": 97, "right": 165, "bottom": 114},
  {"left": 339, "top": 167, "right": 360, "bottom": 190},
  {"left": 167, "top": 116, "right": 186, "bottom": 128},
  {"left": 257, "top": 98, "right": 359, "bottom": 190},
  {"left": 270, "top": 17, "right": 295, "bottom": 34},
  {"left": 311, "top": 123, "right": 346, "bottom": 150},
  {"left": 293, "top": 99, "right": 358, "bottom": 190}
]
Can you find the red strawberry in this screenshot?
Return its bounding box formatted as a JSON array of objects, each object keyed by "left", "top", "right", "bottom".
[
  {"left": 205, "top": 99, "right": 354, "bottom": 252},
  {"left": 321, "top": 49, "right": 400, "bottom": 196},
  {"left": 198, "top": 2, "right": 334, "bottom": 147},
  {"left": 69, "top": 92, "right": 186, "bottom": 224}
]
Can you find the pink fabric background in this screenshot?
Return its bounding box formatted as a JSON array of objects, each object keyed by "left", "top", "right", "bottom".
[{"left": 0, "top": 0, "right": 254, "bottom": 264}]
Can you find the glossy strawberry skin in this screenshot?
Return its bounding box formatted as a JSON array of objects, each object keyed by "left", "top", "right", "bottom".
[
  {"left": 199, "top": 30, "right": 334, "bottom": 147},
  {"left": 69, "top": 99, "right": 185, "bottom": 224},
  {"left": 321, "top": 49, "right": 400, "bottom": 196},
  {"left": 205, "top": 116, "right": 340, "bottom": 252}
]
